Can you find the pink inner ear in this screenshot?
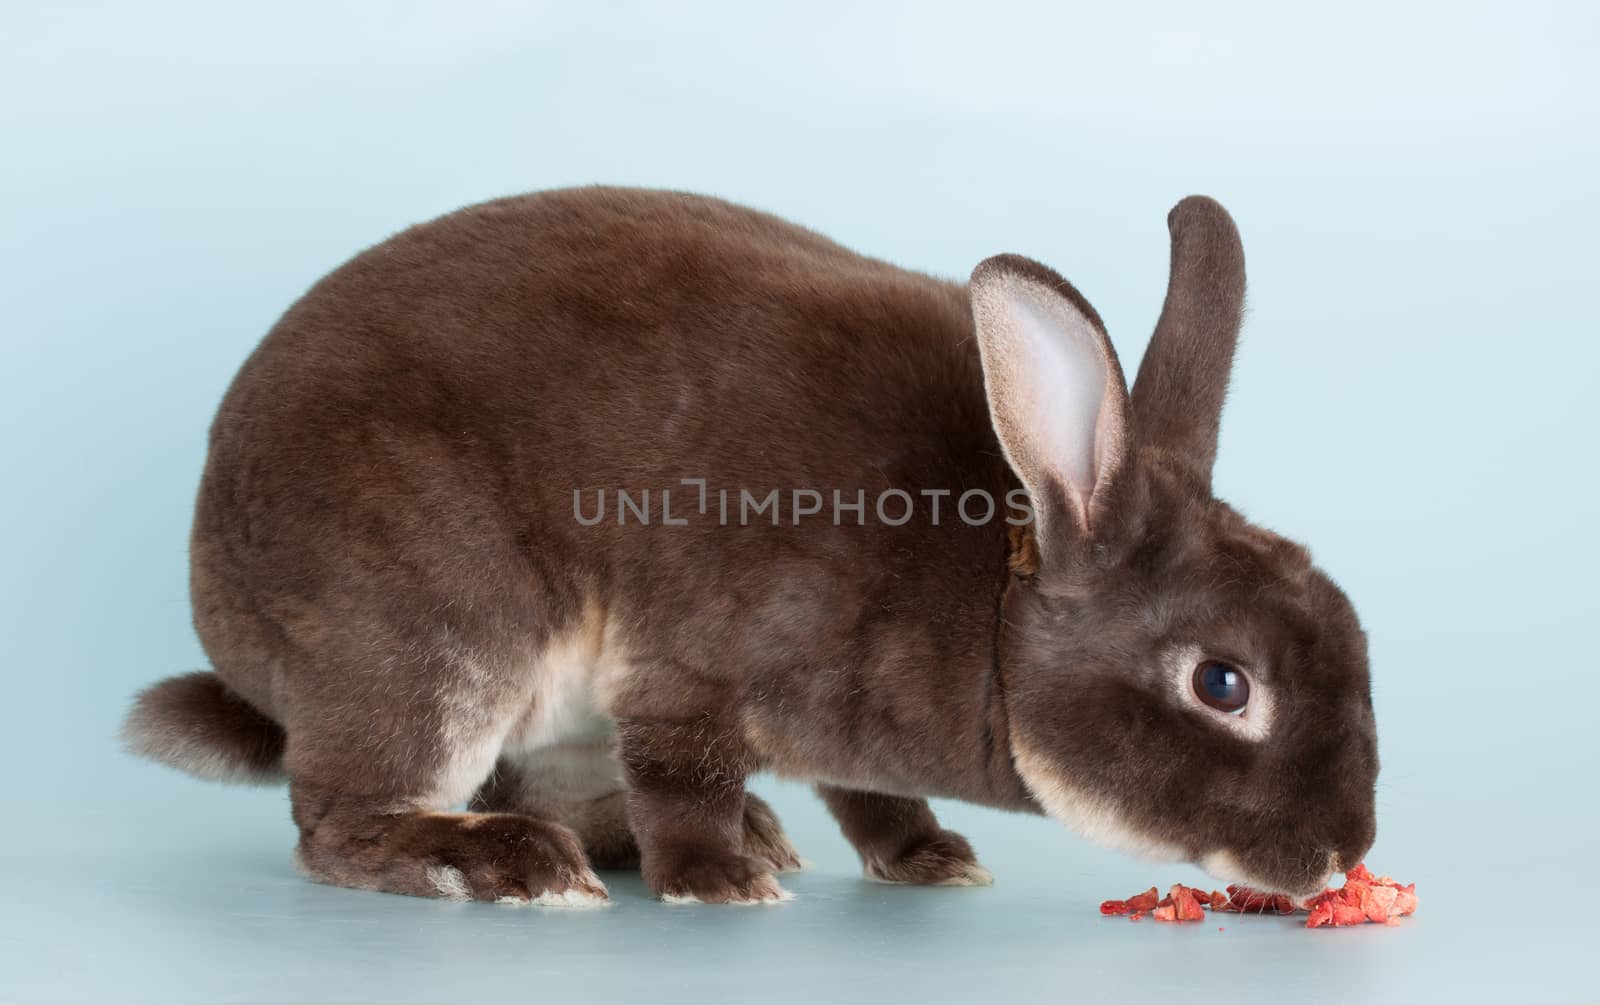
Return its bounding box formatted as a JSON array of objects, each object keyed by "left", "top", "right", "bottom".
[{"left": 1000, "top": 285, "right": 1113, "bottom": 524}]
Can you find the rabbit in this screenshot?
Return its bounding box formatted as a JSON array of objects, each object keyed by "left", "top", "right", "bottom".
[{"left": 123, "top": 187, "right": 1378, "bottom": 907}]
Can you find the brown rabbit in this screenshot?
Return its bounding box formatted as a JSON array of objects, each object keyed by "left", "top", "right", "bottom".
[{"left": 123, "top": 187, "right": 1377, "bottom": 906}]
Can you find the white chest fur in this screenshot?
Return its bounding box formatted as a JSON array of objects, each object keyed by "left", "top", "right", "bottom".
[
  {"left": 504, "top": 628, "right": 615, "bottom": 755},
  {"left": 494, "top": 606, "right": 628, "bottom": 807}
]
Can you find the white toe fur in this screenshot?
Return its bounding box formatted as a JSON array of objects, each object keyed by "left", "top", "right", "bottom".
[
  {"left": 864, "top": 860, "right": 994, "bottom": 887},
  {"left": 497, "top": 886, "right": 611, "bottom": 909},
  {"left": 424, "top": 865, "right": 471, "bottom": 901},
  {"left": 660, "top": 885, "right": 794, "bottom": 905},
  {"left": 935, "top": 862, "right": 995, "bottom": 887},
  {"left": 528, "top": 886, "right": 611, "bottom": 909}
]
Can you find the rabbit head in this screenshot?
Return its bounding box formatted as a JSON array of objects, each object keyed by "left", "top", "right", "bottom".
[{"left": 970, "top": 197, "right": 1377, "bottom": 897}]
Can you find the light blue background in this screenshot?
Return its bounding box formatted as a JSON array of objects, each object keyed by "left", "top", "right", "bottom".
[{"left": 3, "top": 2, "right": 1596, "bottom": 1002}]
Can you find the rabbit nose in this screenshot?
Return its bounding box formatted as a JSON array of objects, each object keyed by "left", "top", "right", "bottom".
[
  {"left": 1330, "top": 838, "right": 1373, "bottom": 877},
  {"left": 1328, "top": 813, "right": 1376, "bottom": 876}
]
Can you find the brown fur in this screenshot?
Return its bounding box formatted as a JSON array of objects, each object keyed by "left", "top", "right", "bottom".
[
  {"left": 124, "top": 187, "right": 1377, "bottom": 904},
  {"left": 819, "top": 786, "right": 989, "bottom": 885},
  {"left": 469, "top": 774, "right": 641, "bottom": 870},
  {"left": 292, "top": 788, "right": 607, "bottom": 904},
  {"left": 122, "top": 671, "right": 285, "bottom": 783}
]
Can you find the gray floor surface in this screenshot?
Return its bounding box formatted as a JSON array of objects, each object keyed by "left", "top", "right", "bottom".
[{"left": 1, "top": 767, "right": 1583, "bottom": 1004}]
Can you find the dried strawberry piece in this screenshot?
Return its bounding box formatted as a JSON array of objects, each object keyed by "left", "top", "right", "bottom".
[
  {"left": 1301, "top": 863, "right": 1417, "bottom": 928},
  {"left": 1146, "top": 885, "right": 1208, "bottom": 923},
  {"left": 1305, "top": 900, "right": 1336, "bottom": 929},
  {"left": 1101, "top": 862, "right": 1415, "bottom": 930},
  {"left": 1391, "top": 884, "right": 1418, "bottom": 917},
  {"left": 1169, "top": 884, "right": 1206, "bottom": 922},
  {"left": 1173, "top": 884, "right": 1211, "bottom": 905},
  {"left": 1361, "top": 883, "right": 1399, "bottom": 922},
  {"left": 1217, "top": 885, "right": 1296, "bottom": 914},
  {"left": 1331, "top": 900, "right": 1368, "bottom": 925},
  {"left": 1100, "top": 886, "right": 1160, "bottom": 915}
]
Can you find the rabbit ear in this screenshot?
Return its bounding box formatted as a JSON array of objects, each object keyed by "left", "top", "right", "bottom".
[
  {"left": 970, "top": 255, "right": 1130, "bottom": 551},
  {"left": 1129, "top": 196, "right": 1247, "bottom": 485}
]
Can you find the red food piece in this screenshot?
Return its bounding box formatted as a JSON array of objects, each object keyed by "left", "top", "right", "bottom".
[
  {"left": 1303, "top": 897, "right": 1352, "bottom": 927},
  {"left": 1362, "top": 883, "right": 1399, "bottom": 922},
  {"left": 1304, "top": 900, "right": 1335, "bottom": 929},
  {"left": 1302, "top": 863, "right": 1417, "bottom": 929},
  {"left": 1173, "top": 884, "right": 1211, "bottom": 906},
  {"left": 1215, "top": 885, "right": 1296, "bottom": 915},
  {"left": 1392, "top": 884, "right": 1418, "bottom": 916},
  {"left": 1169, "top": 884, "right": 1206, "bottom": 922},
  {"left": 1144, "top": 884, "right": 1209, "bottom": 923},
  {"left": 1100, "top": 886, "right": 1160, "bottom": 916},
  {"left": 1099, "top": 863, "right": 1415, "bottom": 930}
]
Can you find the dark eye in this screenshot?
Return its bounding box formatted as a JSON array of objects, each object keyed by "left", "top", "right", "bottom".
[{"left": 1193, "top": 661, "right": 1250, "bottom": 714}]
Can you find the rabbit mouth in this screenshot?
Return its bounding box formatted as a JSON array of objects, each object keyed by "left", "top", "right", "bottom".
[{"left": 1201, "top": 849, "right": 1335, "bottom": 901}]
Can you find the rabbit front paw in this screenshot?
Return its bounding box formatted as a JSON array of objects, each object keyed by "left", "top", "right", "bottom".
[{"left": 650, "top": 850, "right": 794, "bottom": 905}]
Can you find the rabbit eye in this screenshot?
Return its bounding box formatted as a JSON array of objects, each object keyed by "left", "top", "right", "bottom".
[{"left": 1193, "top": 661, "right": 1250, "bottom": 714}]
